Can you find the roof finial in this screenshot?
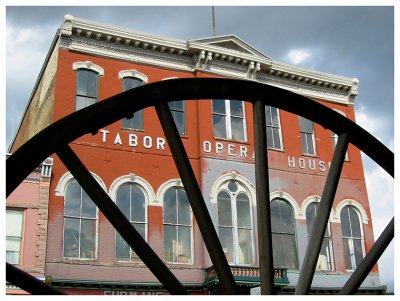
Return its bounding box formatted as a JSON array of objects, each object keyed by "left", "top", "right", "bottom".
[{"left": 212, "top": 6, "right": 216, "bottom": 37}]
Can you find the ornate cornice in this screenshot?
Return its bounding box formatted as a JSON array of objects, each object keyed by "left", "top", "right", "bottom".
[{"left": 59, "top": 14, "right": 358, "bottom": 105}]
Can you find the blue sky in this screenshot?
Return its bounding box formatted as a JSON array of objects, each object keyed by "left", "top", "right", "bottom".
[{"left": 3, "top": 2, "right": 397, "bottom": 293}]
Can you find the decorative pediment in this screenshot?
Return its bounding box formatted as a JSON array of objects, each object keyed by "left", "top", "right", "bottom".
[{"left": 189, "top": 35, "right": 272, "bottom": 61}]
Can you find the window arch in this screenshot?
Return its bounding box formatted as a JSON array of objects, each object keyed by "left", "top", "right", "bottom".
[
  {"left": 162, "top": 185, "right": 192, "bottom": 264},
  {"left": 271, "top": 198, "right": 298, "bottom": 269},
  {"left": 340, "top": 205, "right": 365, "bottom": 270},
  {"left": 306, "top": 201, "right": 334, "bottom": 271},
  {"left": 217, "top": 179, "right": 254, "bottom": 265},
  {"left": 115, "top": 182, "right": 147, "bottom": 262},
  {"left": 63, "top": 179, "right": 98, "bottom": 259}
]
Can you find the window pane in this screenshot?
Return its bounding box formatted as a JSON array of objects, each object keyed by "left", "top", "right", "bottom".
[
  {"left": 354, "top": 239, "right": 364, "bottom": 267},
  {"left": 6, "top": 210, "right": 24, "bottom": 237},
  {"left": 306, "top": 134, "right": 315, "bottom": 154},
  {"left": 266, "top": 127, "right": 273, "bottom": 148},
  {"left": 306, "top": 203, "right": 317, "bottom": 235},
  {"left": 65, "top": 180, "right": 81, "bottom": 217},
  {"left": 123, "top": 110, "right": 143, "bottom": 130},
  {"left": 343, "top": 238, "right": 353, "bottom": 270},
  {"left": 277, "top": 234, "right": 297, "bottom": 269},
  {"left": 265, "top": 106, "right": 273, "bottom": 126},
  {"left": 217, "top": 191, "right": 232, "bottom": 226},
  {"left": 272, "top": 200, "right": 294, "bottom": 234},
  {"left": 299, "top": 116, "right": 313, "bottom": 134},
  {"left": 6, "top": 237, "right": 21, "bottom": 264},
  {"left": 213, "top": 115, "right": 227, "bottom": 138},
  {"left": 81, "top": 189, "right": 96, "bottom": 219},
  {"left": 270, "top": 107, "right": 279, "bottom": 127},
  {"left": 212, "top": 99, "right": 226, "bottom": 114},
  {"left": 230, "top": 100, "right": 244, "bottom": 117},
  {"left": 75, "top": 96, "right": 87, "bottom": 111},
  {"left": 177, "top": 226, "right": 191, "bottom": 263},
  {"left": 218, "top": 227, "right": 234, "bottom": 264},
  {"left": 272, "top": 233, "right": 284, "bottom": 267},
  {"left": 116, "top": 232, "right": 130, "bottom": 261},
  {"left": 168, "top": 100, "right": 184, "bottom": 111},
  {"left": 272, "top": 128, "right": 282, "bottom": 149},
  {"left": 80, "top": 219, "right": 96, "bottom": 259},
  {"left": 163, "top": 224, "right": 176, "bottom": 262},
  {"left": 77, "top": 69, "right": 98, "bottom": 98},
  {"left": 177, "top": 189, "right": 190, "bottom": 225},
  {"left": 340, "top": 207, "right": 352, "bottom": 237},
  {"left": 130, "top": 185, "right": 145, "bottom": 223},
  {"left": 63, "top": 217, "right": 80, "bottom": 258},
  {"left": 116, "top": 184, "right": 130, "bottom": 220},
  {"left": 349, "top": 207, "right": 362, "bottom": 238},
  {"left": 238, "top": 228, "right": 253, "bottom": 264},
  {"left": 236, "top": 193, "right": 251, "bottom": 228},
  {"left": 172, "top": 111, "right": 185, "bottom": 135},
  {"left": 163, "top": 188, "right": 177, "bottom": 224},
  {"left": 123, "top": 77, "right": 142, "bottom": 90},
  {"left": 317, "top": 238, "right": 331, "bottom": 271},
  {"left": 231, "top": 117, "right": 245, "bottom": 141},
  {"left": 301, "top": 133, "right": 308, "bottom": 154}
]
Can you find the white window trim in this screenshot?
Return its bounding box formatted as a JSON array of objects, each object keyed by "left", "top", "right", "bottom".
[
  {"left": 72, "top": 61, "right": 104, "bottom": 76},
  {"left": 270, "top": 190, "right": 301, "bottom": 219},
  {"left": 299, "top": 195, "right": 336, "bottom": 222},
  {"left": 118, "top": 69, "right": 148, "bottom": 83},
  {"left": 333, "top": 199, "right": 369, "bottom": 224},
  {"left": 266, "top": 106, "right": 284, "bottom": 150},
  {"left": 213, "top": 99, "right": 247, "bottom": 142},
  {"left": 55, "top": 171, "right": 107, "bottom": 196},
  {"left": 157, "top": 179, "right": 194, "bottom": 265}
]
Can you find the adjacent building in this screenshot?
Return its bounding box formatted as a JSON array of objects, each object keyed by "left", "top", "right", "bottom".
[{"left": 8, "top": 14, "right": 385, "bottom": 294}]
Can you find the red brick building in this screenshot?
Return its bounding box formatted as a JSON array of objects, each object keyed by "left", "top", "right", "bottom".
[{"left": 9, "top": 14, "right": 384, "bottom": 294}]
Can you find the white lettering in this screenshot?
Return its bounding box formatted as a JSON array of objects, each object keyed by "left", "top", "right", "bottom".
[
  {"left": 203, "top": 141, "right": 212, "bottom": 153},
  {"left": 240, "top": 146, "right": 248, "bottom": 158},
  {"left": 288, "top": 156, "right": 296, "bottom": 168},
  {"left": 143, "top": 136, "right": 152, "bottom": 149},
  {"left": 129, "top": 134, "right": 138, "bottom": 147},
  {"left": 309, "top": 159, "right": 316, "bottom": 170},
  {"left": 114, "top": 133, "right": 122, "bottom": 145},
  {"left": 228, "top": 144, "right": 236, "bottom": 157},
  {"left": 216, "top": 142, "right": 224, "bottom": 154},
  {"left": 298, "top": 158, "right": 306, "bottom": 169},
  {"left": 319, "top": 160, "right": 326, "bottom": 172},
  {"left": 157, "top": 137, "right": 166, "bottom": 150},
  {"left": 100, "top": 129, "right": 109, "bottom": 143}
]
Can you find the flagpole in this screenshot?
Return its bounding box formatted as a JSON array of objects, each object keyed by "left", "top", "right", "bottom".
[{"left": 212, "top": 6, "right": 216, "bottom": 36}]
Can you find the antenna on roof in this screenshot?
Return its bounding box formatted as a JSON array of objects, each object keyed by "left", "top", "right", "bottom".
[{"left": 212, "top": 6, "right": 216, "bottom": 36}]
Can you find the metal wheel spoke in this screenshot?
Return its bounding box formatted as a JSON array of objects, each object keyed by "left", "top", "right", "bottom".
[
  {"left": 155, "top": 102, "right": 237, "bottom": 294},
  {"left": 6, "top": 263, "right": 66, "bottom": 295},
  {"left": 57, "top": 145, "right": 188, "bottom": 295},
  {"left": 295, "top": 133, "right": 350, "bottom": 294},
  {"left": 339, "top": 217, "right": 394, "bottom": 294},
  {"left": 253, "top": 100, "right": 275, "bottom": 294}
]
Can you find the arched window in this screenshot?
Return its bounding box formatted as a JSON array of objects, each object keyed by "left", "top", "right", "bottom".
[
  {"left": 163, "top": 187, "right": 192, "bottom": 264},
  {"left": 119, "top": 70, "right": 148, "bottom": 131},
  {"left": 271, "top": 198, "right": 298, "bottom": 269},
  {"left": 340, "top": 205, "right": 365, "bottom": 270},
  {"left": 306, "top": 202, "right": 333, "bottom": 271},
  {"left": 217, "top": 180, "right": 254, "bottom": 265},
  {"left": 115, "top": 183, "right": 147, "bottom": 262},
  {"left": 73, "top": 61, "right": 103, "bottom": 111},
  {"left": 63, "top": 179, "right": 97, "bottom": 259}
]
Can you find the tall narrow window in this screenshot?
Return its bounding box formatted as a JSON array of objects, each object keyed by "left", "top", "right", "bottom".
[
  {"left": 298, "top": 116, "right": 316, "bottom": 155},
  {"left": 212, "top": 99, "right": 246, "bottom": 141},
  {"left": 73, "top": 61, "right": 103, "bottom": 111},
  {"left": 306, "top": 202, "right": 333, "bottom": 271},
  {"left": 121, "top": 75, "right": 145, "bottom": 130},
  {"left": 163, "top": 187, "right": 192, "bottom": 263},
  {"left": 265, "top": 106, "right": 283, "bottom": 150},
  {"left": 217, "top": 180, "right": 254, "bottom": 265},
  {"left": 6, "top": 209, "right": 24, "bottom": 264},
  {"left": 63, "top": 179, "right": 97, "bottom": 259},
  {"left": 115, "top": 183, "right": 147, "bottom": 261},
  {"left": 340, "top": 205, "right": 365, "bottom": 270},
  {"left": 271, "top": 199, "right": 298, "bottom": 269},
  {"left": 168, "top": 101, "right": 186, "bottom": 135}
]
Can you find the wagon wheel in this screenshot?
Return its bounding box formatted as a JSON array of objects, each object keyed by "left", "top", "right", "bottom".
[{"left": 6, "top": 78, "right": 394, "bottom": 295}]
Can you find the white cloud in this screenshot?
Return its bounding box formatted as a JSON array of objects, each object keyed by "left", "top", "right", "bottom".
[{"left": 285, "top": 48, "right": 312, "bottom": 65}]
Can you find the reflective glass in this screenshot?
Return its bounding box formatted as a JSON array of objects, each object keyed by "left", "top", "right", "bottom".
[
  {"left": 63, "top": 217, "right": 80, "bottom": 258},
  {"left": 80, "top": 219, "right": 96, "bottom": 258},
  {"left": 218, "top": 227, "right": 234, "bottom": 263},
  {"left": 340, "top": 206, "right": 352, "bottom": 237},
  {"left": 217, "top": 191, "right": 232, "bottom": 226},
  {"left": 171, "top": 111, "right": 185, "bottom": 135},
  {"left": 77, "top": 69, "right": 98, "bottom": 97},
  {"left": 65, "top": 180, "right": 81, "bottom": 217},
  {"left": 116, "top": 184, "right": 130, "bottom": 220},
  {"left": 130, "top": 185, "right": 145, "bottom": 223},
  {"left": 231, "top": 117, "right": 245, "bottom": 141},
  {"left": 272, "top": 128, "right": 282, "bottom": 149},
  {"left": 236, "top": 193, "right": 251, "bottom": 228},
  {"left": 116, "top": 232, "right": 130, "bottom": 261},
  {"left": 163, "top": 224, "right": 175, "bottom": 262},
  {"left": 238, "top": 228, "right": 253, "bottom": 264},
  {"left": 177, "top": 189, "right": 190, "bottom": 225},
  {"left": 81, "top": 189, "right": 96, "bottom": 219},
  {"left": 298, "top": 116, "right": 314, "bottom": 134},
  {"left": 177, "top": 226, "right": 191, "bottom": 263},
  {"left": 163, "top": 189, "right": 177, "bottom": 224},
  {"left": 213, "top": 115, "right": 227, "bottom": 138},
  {"left": 230, "top": 100, "right": 244, "bottom": 117},
  {"left": 123, "top": 77, "right": 142, "bottom": 90},
  {"left": 349, "top": 207, "right": 362, "bottom": 238},
  {"left": 212, "top": 99, "right": 226, "bottom": 114}
]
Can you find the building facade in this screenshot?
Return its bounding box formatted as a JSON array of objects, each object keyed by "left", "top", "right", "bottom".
[
  {"left": 6, "top": 155, "right": 53, "bottom": 295},
  {"left": 9, "top": 14, "right": 384, "bottom": 294}
]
